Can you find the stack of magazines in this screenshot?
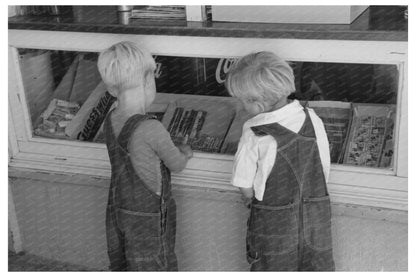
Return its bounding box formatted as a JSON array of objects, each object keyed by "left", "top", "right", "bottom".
[
  {"left": 131, "top": 6, "right": 186, "bottom": 20},
  {"left": 306, "top": 101, "right": 396, "bottom": 168}
]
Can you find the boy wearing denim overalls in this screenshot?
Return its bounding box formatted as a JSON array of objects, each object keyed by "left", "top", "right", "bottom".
[
  {"left": 226, "top": 52, "right": 335, "bottom": 271},
  {"left": 98, "top": 41, "right": 193, "bottom": 271}
]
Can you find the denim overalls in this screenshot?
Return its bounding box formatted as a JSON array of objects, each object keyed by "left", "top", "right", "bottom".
[
  {"left": 247, "top": 108, "right": 335, "bottom": 271},
  {"left": 104, "top": 113, "right": 178, "bottom": 271}
]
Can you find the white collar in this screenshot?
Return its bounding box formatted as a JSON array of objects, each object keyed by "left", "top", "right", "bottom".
[{"left": 244, "top": 100, "right": 303, "bottom": 128}]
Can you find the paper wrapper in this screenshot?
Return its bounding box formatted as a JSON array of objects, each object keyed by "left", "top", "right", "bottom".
[{"left": 65, "top": 82, "right": 116, "bottom": 141}]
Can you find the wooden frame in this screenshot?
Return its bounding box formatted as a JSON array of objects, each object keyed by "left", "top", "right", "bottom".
[
  {"left": 8, "top": 29, "right": 408, "bottom": 211},
  {"left": 185, "top": 5, "right": 207, "bottom": 21}
]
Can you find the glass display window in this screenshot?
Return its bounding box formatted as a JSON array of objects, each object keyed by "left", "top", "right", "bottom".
[{"left": 17, "top": 48, "right": 399, "bottom": 169}]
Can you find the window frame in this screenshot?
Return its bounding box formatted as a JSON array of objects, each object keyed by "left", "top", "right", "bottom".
[{"left": 8, "top": 29, "right": 408, "bottom": 211}]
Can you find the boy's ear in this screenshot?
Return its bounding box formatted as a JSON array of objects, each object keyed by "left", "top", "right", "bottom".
[
  {"left": 144, "top": 70, "right": 154, "bottom": 87},
  {"left": 108, "top": 88, "right": 117, "bottom": 97},
  {"left": 255, "top": 101, "right": 265, "bottom": 113}
]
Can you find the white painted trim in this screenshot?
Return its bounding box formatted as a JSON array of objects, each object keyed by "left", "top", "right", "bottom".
[
  {"left": 17, "top": 140, "right": 110, "bottom": 161},
  {"left": 396, "top": 62, "right": 408, "bottom": 177},
  {"left": 8, "top": 46, "right": 30, "bottom": 142},
  {"left": 8, "top": 6, "right": 17, "bottom": 17},
  {"left": 186, "top": 5, "right": 207, "bottom": 21},
  {"left": 8, "top": 182, "right": 23, "bottom": 253},
  {"left": 9, "top": 150, "right": 408, "bottom": 211},
  {"left": 8, "top": 166, "right": 409, "bottom": 219},
  {"left": 8, "top": 30, "right": 407, "bottom": 63},
  {"left": 7, "top": 29, "right": 408, "bottom": 211},
  {"left": 8, "top": 101, "right": 19, "bottom": 161}
]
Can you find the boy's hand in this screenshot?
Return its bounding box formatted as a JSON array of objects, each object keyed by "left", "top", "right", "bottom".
[
  {"left": 238, "top": 187, "right": 254, "bottom": 209},
  {"left": 242, "top": 195, "right": 253, "bottom": 209},
  {"left": 178, "top": 144, "right": 193, "bottom": 159}
]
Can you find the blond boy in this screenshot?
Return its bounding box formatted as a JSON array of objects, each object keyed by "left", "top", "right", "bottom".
[
  {"left": 226, "top": 51, "right": 334, "bottom": 271},
  {"left": 98, "top": 41, "right": 192, "bottom": 271}
]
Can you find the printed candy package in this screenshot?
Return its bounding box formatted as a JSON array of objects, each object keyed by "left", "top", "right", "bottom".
[
  {"left": 160, "top": 95, "right": 235, "bottom": 153},
  {"left": 34, "top": 98, "right": 80, "bottom": 139},
  {"left": 65, "top": 82, "right": 116, "bottom": 141}
]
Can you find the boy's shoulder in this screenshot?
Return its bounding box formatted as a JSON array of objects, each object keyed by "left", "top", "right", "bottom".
[
  {"left": 128, "top": 118, "right": 171, "bottom": 154},
  {"left": 131, "top": 118, "right": 170, "bottom": 145},
  {"left": 134, "top": 118, "right": 166, "bottom": 135},
  {"left": 305, "top": 107, "right": 325, "bottom": 125},
  {"left": 139, "top": 117, "right": 163, "bottom": 128}
]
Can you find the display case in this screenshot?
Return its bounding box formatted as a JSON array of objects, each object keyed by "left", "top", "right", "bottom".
[{"left": 8, "top": 13, "right": 407, "bottom": 211}]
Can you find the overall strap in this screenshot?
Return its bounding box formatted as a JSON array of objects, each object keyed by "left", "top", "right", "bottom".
[
  {"left": 116, "top": 114, "right": 166, "bottom": 207},
  {"left": 298, "top": 108, "right": 317, "bottom": 139},
  {"left": 251, "top": 123, "right": 299, "bottom": 148},
  {"left": 104, "top": 109, "right": 115, "bottom": 146},
  {"left": 117, "top": 114, "right": 155, "bottom": 152}
]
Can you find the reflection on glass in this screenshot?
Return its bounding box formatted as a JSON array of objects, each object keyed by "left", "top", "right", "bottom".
[{"left": 17, "top": 48, "right": 398, "bottom": 168}]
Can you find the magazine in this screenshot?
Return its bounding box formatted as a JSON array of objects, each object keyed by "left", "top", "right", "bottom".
[
  {"left": 343, "top": 103, "right": 395, "bottom": 168},
  {"left": 307, "top": 101, "right": 352, "bottom": 163},
  {"left": 220, "top": 108, "right": 252, "bottom": 155}
]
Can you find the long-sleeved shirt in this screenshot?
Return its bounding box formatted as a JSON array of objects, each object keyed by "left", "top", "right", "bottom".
[{"left": 128, "top": 119, "right": 188, "bottom": 195}]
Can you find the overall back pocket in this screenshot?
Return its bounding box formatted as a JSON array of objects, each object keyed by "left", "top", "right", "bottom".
[
  {"left": 302, "top": 196, "right": 333, "bottom": 251},
  {"left": 117, "top": 208, "right": 163, "bottom": 259},
  {"left": 247, "top": 202, "right": 299, "bottom": 256}
]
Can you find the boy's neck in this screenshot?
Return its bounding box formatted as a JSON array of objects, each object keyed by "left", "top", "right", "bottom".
[
  {"left": 114, "top": 87, "right": 147, "bottom": 117},
  {"left": 267, "top": 97, "right": 289, "bottom": 112}
]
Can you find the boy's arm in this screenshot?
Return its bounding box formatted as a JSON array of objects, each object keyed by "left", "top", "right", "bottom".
[
  {"left": 177, "top": 143, "right": 193, "bottom": 159},
  {"left": 308, "top": 109, "right": 331, "bottom": 182},
  {"left": 142, "top": 120, "right": 191, "bottom": 173},
  {"left": 231, "top": 128, "right": 258, "bottom": 206},
  {"left": 239, "top": 187, "right": 254, "bottom": 199},
  {"left": 239, "top": 187, "right": 254, "bottom": 208}
]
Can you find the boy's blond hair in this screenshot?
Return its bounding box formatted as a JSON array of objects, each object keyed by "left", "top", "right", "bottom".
[
  {"left": 225, "top": 51, "right": 295, "bottom": 111},
  {"left": 97, "top": 41, "right": 156, "bottom": 97}
]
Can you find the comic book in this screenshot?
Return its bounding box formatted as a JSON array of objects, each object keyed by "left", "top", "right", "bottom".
[
  {"left": 307, "top": 101, "right": 352, "bottom": 163},
  {"left": 343, "top": 103, "right": 395, "bottom": 167},
  {"left": 378, "top": 109, "right": 396, "bottom": 168}
]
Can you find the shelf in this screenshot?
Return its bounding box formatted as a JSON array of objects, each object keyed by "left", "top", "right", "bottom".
[{"left": 8, "top": 6, "right": 407, "bottom": 41}]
